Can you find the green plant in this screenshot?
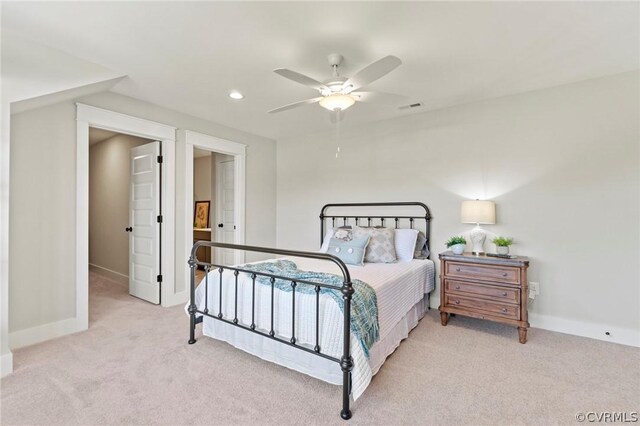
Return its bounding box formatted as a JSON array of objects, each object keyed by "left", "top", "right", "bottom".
[
  {"left": 492, "top": 236, "right": 513, "bottom": 247},
  {"left": 445, "top": 236, "right": 466, "bottom": 247}
]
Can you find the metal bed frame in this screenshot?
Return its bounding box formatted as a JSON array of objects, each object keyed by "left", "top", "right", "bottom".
[{"left": 187, "top": 202, "right": 432, "bottom": 420}]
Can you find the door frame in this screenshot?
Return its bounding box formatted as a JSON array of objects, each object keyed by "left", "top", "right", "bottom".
[
  {"left": 76, "top": 104, "right": 177, "bottom": 324},
  {"left": 184, "top": 130, "right": 246, "bottom": 285}
]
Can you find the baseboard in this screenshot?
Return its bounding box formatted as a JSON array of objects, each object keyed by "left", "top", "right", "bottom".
[
  {"left": 528, "top": 313, "right": 639, "bottom": 347},
  {"left": 1, "top": 351, "right": 13, "bottom": 377},
  {"left": 9, "top": 317, "right": 86, "bottom": 350},
  {"left": 89, "top": 263, "right": 128, "bottom": 287},
  {"left": 429, "top": 295, "right": 440, "bottom": 310},
  {"left": 429, "top": 295, "right": 638, "bottom": 347}
]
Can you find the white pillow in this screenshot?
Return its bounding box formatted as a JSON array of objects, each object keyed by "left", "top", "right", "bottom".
[
  {"left": 319, "top": 228, "right": 334, "bottom": 253},
  {"left": 394, "top": 229, "right": 419, "bottom": 262}
]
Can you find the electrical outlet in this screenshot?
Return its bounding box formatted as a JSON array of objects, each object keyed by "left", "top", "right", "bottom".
[{"left": 529, "top": 282, "right": 540, "bottom": 295}]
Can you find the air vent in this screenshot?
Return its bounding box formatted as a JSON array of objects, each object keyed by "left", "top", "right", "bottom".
[{"left": 399, "top": 102, "right": 423, "bottom": 110}]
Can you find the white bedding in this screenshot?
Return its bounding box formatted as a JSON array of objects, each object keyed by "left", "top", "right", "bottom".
[{"left": 190, "top": 257, "right": 435, "bottom": 400}]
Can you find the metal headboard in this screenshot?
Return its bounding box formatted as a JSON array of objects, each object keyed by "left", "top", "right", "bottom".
[{"left": 320, "top": 202, "right": 432, "bottom": 257}]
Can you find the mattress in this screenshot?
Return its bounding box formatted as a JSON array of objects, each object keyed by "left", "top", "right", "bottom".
[{"left": 191, "top": 257, "right": 435, "bottom": 400}]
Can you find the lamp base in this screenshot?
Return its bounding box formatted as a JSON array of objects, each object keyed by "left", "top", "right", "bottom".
[{"left": 469, "top": 225, "right": 487, "bottom": 255}]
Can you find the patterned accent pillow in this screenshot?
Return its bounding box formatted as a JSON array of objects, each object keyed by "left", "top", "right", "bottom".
[
  {"left": 353, "top": 226, "right": 397, "bottom": 263},
  {"left": 320, "top": 226, "right": 353, "bottom": 252},
  {"left": 332, "top": 226, "right": 353, "bottom": 241}
]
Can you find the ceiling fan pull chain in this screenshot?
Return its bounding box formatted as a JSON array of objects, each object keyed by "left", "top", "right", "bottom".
[{"left": 335, "top": 116, "right": 341, "bottom": 159}]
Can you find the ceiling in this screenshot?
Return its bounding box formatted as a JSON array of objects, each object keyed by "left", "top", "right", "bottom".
[
  {"left": 3, "top": 2, "right": 638, "bottom": 140},
  {"left": 88, "top": 128, "right": 119, "bottom": 146}
]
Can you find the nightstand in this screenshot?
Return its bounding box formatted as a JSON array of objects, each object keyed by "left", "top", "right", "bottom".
[{"left": 439, "top": 251, "right": 530, "bottom": 343}]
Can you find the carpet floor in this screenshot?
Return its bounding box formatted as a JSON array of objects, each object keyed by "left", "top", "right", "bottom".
[{"left": 1, "top": 271, "right": 638, "bottom": 425}]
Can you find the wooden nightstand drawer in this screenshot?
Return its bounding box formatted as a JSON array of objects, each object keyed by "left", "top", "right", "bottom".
[
  {"left": 445, "top": 261, "right": 520, "bottom": 285},
  {"left": 444, "top": 294, "right": 520, "bottom": 320},
  {"left": 444, "top": 279, "right": 520, "bottom": 303}
]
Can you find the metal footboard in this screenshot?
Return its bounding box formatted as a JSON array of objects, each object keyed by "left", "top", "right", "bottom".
[{"left": 187, "top": 242, "right": 355, "bottom": 420}]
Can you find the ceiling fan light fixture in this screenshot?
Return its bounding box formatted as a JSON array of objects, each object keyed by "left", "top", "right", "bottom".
[{"left": 319, "top": 94, "right": 355, "bottom": 111}]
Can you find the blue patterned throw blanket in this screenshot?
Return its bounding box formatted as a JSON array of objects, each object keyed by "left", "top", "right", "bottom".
[{"left": 240, "top": 260, "right": 379, "bottom": 358}]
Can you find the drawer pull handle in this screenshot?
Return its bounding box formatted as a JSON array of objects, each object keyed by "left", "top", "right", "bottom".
[
  {"left": 501, "top": 308, "right": 508, "bottom": 313},
  {"left": 454, "top": 300, "right": 460, "bottom": 305},
  {"left": 501, "top": 292, "right": 508, "bottom": 297},
  {"left": 455, "top": 267, "right": 461, "bottom": 272},
  {"left": 455, "top": 285, "right": 461, "bottom": 290},
  {"left": 502, "top": 272, "right": 508, "bottom": 277}
]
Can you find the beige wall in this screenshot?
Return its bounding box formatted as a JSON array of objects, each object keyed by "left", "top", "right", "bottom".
[
  {"left": 193, "top": 154, "right": 212, "bottom": 227},
  {"left": 9, "top": 102, "right": 77, "bottom": 332},
  {"left": 9, "top": 91, "right": 276, "bottom": 334},
  {"left": 276, "top": 71, "right": 640, "bottom": 343},
  {"left": 89, "top": 133, "right": 151, "bottom": 277}
]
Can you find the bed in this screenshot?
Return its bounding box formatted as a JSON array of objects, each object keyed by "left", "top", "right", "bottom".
[{"left": 187, "top": 202, "right": 434, "bottom": 420}]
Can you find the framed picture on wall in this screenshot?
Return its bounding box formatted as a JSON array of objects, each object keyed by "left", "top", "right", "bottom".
[{"left": 194, "top": 201, "right": 210, "bottom": 229}]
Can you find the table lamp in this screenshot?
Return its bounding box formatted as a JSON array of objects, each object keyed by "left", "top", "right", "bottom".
[{"left": 461, "top": 200, "right": 496, "bottom": 255}]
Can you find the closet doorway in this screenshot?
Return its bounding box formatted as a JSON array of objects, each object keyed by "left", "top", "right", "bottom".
[{"left": 88, "top": 128, "right": 162, "bottom": 305}]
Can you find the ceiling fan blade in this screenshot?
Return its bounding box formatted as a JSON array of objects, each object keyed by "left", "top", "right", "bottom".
[
  {"left": 343, "top": 55, "right": 402, "bottom": 92},
  {"left": 351, "top": 91, "right": 409, "bottom": 105},
  {"left": 267, "top": 97, "right": 323, "bottom": 114},
  {"left": 274, "top": 69, "right": 329, "bottom": 92}
]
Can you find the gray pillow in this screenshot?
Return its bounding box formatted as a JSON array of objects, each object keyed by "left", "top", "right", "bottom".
[
  {"left": 414, "top": 231, "right": 430, "bottom": 258},
  {"left": 353, "top": 226, "right": 397, "bottom": 263}
]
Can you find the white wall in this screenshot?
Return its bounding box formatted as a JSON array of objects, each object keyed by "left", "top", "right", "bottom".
[
  {"left": 89, "top": 133, "right": 151, "bottom": 278},
  {"left": 276, "top": 71, "right": 640, "bottom": 345},
  {"left": 8, "top": 91, "right": 276, "bottom": 338}
]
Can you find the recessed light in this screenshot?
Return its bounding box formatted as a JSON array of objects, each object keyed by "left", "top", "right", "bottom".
[{"left": 229, "top": 91, "right": 244, "bottom": 100}]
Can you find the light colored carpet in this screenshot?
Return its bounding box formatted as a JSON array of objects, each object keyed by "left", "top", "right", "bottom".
[{"left": 1, "top": 271, "right": 638, "bottom": 425}]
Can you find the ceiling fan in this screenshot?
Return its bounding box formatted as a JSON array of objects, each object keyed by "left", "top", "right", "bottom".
[{"left": 268, "top": 54, "right": 406, "bottom": 116}]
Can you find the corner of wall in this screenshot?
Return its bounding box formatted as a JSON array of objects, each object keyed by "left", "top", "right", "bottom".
[{"left": 1, "top": 351, "right": 13, "bottom": 378}]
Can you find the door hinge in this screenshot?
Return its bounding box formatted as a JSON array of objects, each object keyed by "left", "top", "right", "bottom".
[
  {"left": 157, "top": 215, "right": 163, "bottom": 223},
  {"left": 157, "top": 275, "right": 163, "bottom": 283},
  {"left": 157, "top": 155, "right": 163, "bottom": 164}
]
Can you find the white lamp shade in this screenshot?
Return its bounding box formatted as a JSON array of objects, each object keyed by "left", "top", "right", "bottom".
[
  {"left": 461, "top": 200, "right": 496, "bottom": 225},
  {"left": 319, "top": 94, "right": 356, "bottom": 111}
]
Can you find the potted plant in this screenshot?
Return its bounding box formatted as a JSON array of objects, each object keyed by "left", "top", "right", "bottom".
[
  {"left": 445, "top": 236, "right": 467, "bottom": 255},
  {"left": 492, "top": 237, "right": 513, "bottom": 255}
]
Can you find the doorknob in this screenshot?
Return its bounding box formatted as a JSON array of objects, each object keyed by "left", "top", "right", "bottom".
[
  {"left": 218, "top": 223, "right": 224, "bottom": 228},
  {"left": 125, "top": 227, "right": 133, "bottom": 232}
]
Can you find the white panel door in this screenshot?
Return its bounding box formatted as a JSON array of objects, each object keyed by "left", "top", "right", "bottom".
[
  {"left": 216, "top": 159, "right": 235, "bottom": 265},
  {"left": 129, "top": 142, "right": 160, "bottom": 304}
]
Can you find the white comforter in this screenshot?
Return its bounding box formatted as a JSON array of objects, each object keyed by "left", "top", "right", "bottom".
[{"left": 190, "top": 257, "right": 435, "bottom": 400}]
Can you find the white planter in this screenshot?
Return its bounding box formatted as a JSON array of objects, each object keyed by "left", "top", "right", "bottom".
[
  {"left": 496, "top": 246, "right": 510, "bottom": 255},
  {"left": 450, "top": 244, "right": 465, "bottom": 255}
]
